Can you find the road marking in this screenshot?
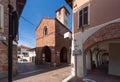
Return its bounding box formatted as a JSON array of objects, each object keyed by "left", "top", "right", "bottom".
[{"left": 19, "top": 69, "right": 43, "bottom": 75}]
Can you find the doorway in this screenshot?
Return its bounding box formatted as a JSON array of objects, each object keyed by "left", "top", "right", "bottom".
[
  {"left": 60, "top": 47, "right": 67, "bottom": 63},
  {"left": 42, "top": 46, "right": 51, "bottom": 62}
]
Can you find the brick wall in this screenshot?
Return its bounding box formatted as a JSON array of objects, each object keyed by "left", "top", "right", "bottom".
[
  {"left": 0, "top": 0, "right": 18, "bottom": 78},
  {"left": 36, "top": 18, "right": 56, "bottom": 64},
  {"left": 55, "top": 19, "right": 71, "bottom": 64}
]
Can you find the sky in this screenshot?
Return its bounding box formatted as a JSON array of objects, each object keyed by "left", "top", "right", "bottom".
[{"left": 18, "top": 0, "right": 72, "bottom": 48}]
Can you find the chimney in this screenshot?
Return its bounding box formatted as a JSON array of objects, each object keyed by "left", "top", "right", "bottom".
[{"left": 56, "top": 6, "right": 70, "bottom": 28}]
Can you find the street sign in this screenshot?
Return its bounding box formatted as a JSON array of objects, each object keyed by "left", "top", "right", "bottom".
[
  {"left": 64, "top": 32, "right": 71, "bottom": 39},
  {"left": 73, "top": 49, "right": 82, "bottom": 55}
]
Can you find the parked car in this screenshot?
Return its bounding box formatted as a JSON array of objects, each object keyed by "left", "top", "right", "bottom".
[
  {"left": 18, "top": 59, "right": 23, "bottom": 63},
  {"left": 18, "top": 58, "right": 28, "bottom": 63},
  {"left": 22, "top": 59, "right": 28, "bottom": 62}
]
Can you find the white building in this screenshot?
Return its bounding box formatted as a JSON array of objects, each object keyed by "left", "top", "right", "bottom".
[
  {"left": 17, "top": 45, "right": 36, "bottom": 63},
  {"left": 28, "top": 48, "right": 36, "bottom": 62}
]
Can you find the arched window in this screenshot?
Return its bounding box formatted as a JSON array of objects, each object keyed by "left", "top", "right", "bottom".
[{"left": 44, "top": 27, "right": 48, "bottom": 35}]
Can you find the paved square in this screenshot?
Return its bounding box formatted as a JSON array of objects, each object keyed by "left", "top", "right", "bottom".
[{"left": 0, "top": 63, "right": 71, "bottom": 82}]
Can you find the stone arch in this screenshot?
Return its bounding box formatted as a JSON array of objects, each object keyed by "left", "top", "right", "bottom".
[
  {"left": 60, "top": 47, "right": 67, "bottom": 63},
  {"left": 84, "top": 22, "right": 120, "bottom": 52},
  {"left": 42, "top": 46, "right": 51, "bottom": 62}
]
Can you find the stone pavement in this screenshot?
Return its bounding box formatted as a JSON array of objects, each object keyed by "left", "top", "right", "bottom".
[
  {"left": 0, "top": 63, "right": 71, "bottom": 82},
  {"left": 86, "top": 68, "right": 120, "bottom": 82},
  {"left": 66, "top": 67, "right": 120, "bottom": 82},
  {"left": 1, "top": 63, "right": 120, "bottom": 82}
]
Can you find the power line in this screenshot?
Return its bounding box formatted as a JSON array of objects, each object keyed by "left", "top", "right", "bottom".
[
  {"left": 20, "top": 16, "right": 37, "bottom": 29},
  {"left": 5, "top": 1, "right": 37, "bottom": 29},
  {"left": 4, "top": 12, "right": 37, "bottom": 30},
  {"left": 18, "top": 38, "right": 35, "bottom": 47}
]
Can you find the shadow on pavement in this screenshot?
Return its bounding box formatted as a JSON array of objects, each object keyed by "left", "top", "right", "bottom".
[{"left": 13, "top": 62, "right": 70, "bottom": 81}]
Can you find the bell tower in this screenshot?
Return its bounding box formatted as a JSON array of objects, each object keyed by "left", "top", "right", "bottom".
[{"left": 56, "top": 6, "right": 70, "bottom": 28}]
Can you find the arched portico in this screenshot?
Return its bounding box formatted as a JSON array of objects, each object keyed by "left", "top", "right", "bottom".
[
  {"left": 84, "top": 22, "right": 120, "bottom": 52},
  {"left": 42, "top": 46, "right": 51, "bottom": 63},
  {"left": 83, "top": 22, "right": 120, "bottom": 76}
]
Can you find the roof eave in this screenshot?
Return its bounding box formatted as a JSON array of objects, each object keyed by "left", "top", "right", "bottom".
[
  {"left": 16, "top": 0, "right": 26, "bottom": 17},
  {"left": 65, "top": 0, "right": 73, "bottom": 8}
]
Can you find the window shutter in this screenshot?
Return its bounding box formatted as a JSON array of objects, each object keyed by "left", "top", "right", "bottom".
[{"left": 0, "top": 4, "right": 4, "bottom": 32}]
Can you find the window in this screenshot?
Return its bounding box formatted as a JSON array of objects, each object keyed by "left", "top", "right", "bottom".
[
  {"left": 79, "top": 6, "right": 88, "bottom": 28},
  {"left": 18, "top": 51, "right": 21, "bottom": 54},
  {"left": 44, "top": 27, "right": 48, "bottom": 35},
  {"left": 0, "top": 4, "right": 4, "bottom": 32},
  {"left": 22, "top": 52, "right": 29, "bottom": 57},
  {"left": 64, "top": 15, "right": 68, "bottom": 26}
]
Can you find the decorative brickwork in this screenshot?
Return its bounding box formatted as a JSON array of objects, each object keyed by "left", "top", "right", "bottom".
[{"left": 84, "top": 22, "right": 120, "bottom": 51}]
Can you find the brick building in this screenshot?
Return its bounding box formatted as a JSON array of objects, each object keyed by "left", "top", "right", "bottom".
[
  {"left": 66, "top": 0, "right": 120, "bottom": 78},
  {"left": 36, "top": 6, "right": 71, "bottom": 65},
  {"left": 0, "top": 0, "right": 26, "bottom": 78}
]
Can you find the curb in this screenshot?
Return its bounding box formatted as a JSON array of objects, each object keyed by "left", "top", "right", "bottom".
[{"left": 62, "top": 75, "right": 74, "bottom": 82}]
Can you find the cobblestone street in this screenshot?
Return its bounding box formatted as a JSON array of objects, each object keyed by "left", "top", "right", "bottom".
[{"left": 0, "top": 63, "right": 71, "bottom": 82}]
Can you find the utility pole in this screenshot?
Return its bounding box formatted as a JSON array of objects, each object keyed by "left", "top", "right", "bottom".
[{"left": 8, "top": 1, "right": 13, "bottom": 82}]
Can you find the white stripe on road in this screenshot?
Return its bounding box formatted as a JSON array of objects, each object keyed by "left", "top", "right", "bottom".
[{"left": 19, "top": 69, "right": 43, "bottom": 75}]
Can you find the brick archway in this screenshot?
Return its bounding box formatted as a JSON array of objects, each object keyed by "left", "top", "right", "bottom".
[
  {"left": 84, "top": 22, "right": 120, "bottom": 52},
  {"left": 60, "top": 47, "right": 67, "bottom": 63},
  {"left": 42, "top": 46, "right": 51, "bottom": 62}
]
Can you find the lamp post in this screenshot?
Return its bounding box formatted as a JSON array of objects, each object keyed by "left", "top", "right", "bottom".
[{"left": 8, "top": 1, "right": 13, "bottom": 82}]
